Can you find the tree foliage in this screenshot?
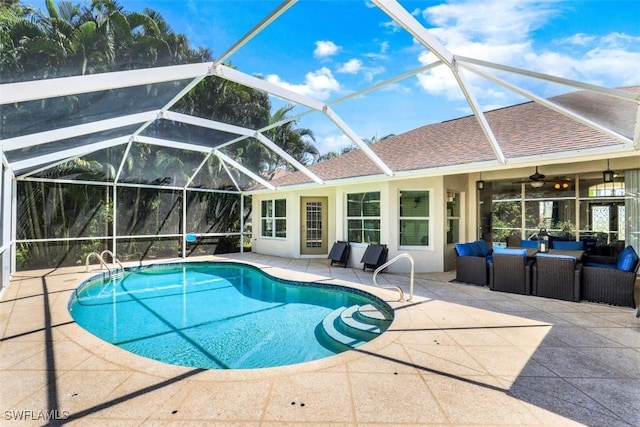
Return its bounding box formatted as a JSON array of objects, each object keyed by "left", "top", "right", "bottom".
[{"left": 2, "top": 0, "right": 321, "bottom": 269}]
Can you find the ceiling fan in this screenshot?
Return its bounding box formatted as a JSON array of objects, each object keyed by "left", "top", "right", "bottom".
[
  {"left": 529, "top": 166, "right": 545, "bottom": 182},
  {"left": 528, "top": 166, "right": 546, "bottom": 188},
  {"left": 514, "top": 167, "right": 572, "bottom": 189}
]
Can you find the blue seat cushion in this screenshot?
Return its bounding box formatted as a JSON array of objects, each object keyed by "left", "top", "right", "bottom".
[
  {"left": 552, "top": 240, "right": 584, "bottom": 250},
  {"left": 585, "top": 262, "right": 618, "bottom": 269},
  {"left": 475, "top": 240, "right": 493, "bottom": 257},
  {"left": 617, "top": 246, "right": 639, "bottom": 272},
  {"left": 455, "top": 242, "right": 475, "bottom": 257},
  {"left": 520, "top": 240, "right": 538, "bottom": 248},
  {"left": 494, "top": 247, "right": 527, "bottom": 263},
  {"left": 456, "top": 241, "right": 492, "bottom": 257}
]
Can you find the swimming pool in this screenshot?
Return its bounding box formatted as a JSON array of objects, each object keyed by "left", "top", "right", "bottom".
[{"left": 69, "top": 262, "right": 393, "bottom": 369}]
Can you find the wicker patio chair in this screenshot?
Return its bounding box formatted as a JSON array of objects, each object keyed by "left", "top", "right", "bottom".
[
  {"left": 455, "top": 254, "right": 489, "bottom": 286},
  {"left": 454, "top": 241, "right": 492, "bottom": 286},
  {"left": 582, "top": 246, "right": 639, "bottom": 308},
  {"left": 489, "top": 248, "right": 533, "bottom": 295},
  {"left": 533, "top": 253, "right": 582, "bottom": 302}
]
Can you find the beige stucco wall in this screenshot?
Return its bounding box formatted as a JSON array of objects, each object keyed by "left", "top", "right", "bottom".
[
  {"left": 252, "top": 176, "right": 447, "bottom": 273},
  {"left": 251, "top": 154, "right": 640, "bottom": 274}
]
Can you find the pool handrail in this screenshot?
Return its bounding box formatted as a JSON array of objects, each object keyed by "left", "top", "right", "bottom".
[
  {"left": 372, "top": 253, "right": 414, "bottom": 302},
  {"left": 100, "top": 249, "right": 124, "bottom": 271},
  {"left": 85, "top": 251, "right": 124, "bottom": 280},
  {"left": 85, "top": 252, "right": 109, "bottom": 273}
]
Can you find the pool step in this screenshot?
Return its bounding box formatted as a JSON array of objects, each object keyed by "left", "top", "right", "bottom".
[
  {"left": 354, "top": 304, "right": 393, "bottom": 328},
  {"left": 320, "top": 304, "right": 392, "bottom": 350}
]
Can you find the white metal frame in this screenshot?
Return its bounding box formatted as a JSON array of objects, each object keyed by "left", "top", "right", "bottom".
[
  {"left": 1, "top": 0, "right": 639, "bottom": 282},
  {"left": 2, "top": 0, "right": 638, "bottom": 185}
]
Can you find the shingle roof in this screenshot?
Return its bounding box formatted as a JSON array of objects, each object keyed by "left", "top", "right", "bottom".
[{"left": 268, "top": 86, "right": 639, "bottom": 188}]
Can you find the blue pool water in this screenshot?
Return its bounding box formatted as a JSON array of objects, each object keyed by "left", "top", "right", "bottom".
[{"left": 69, "top": 262, "right": 392, "bottom": 369}]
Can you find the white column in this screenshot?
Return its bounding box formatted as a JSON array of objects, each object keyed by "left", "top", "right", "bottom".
[{"left": 1, "top": 163, "right": 14, "bottom": 287}]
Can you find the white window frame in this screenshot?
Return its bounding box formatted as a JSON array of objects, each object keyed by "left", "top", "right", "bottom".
[
  {"left": 398, "top": 189, "right": 431, "bottom": 249},
  {"left": 346, "top": 191, "right": 381, "bottom": 244},
  {"left": 260, "top": 198, "right": 286, "bottom": 239}
]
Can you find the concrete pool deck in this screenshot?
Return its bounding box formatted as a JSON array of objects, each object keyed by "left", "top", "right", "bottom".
[{"left": 1, "top": 253, "right": 639, "bottom": 426}]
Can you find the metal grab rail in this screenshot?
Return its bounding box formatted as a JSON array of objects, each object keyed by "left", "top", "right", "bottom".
[
  {"left": 100, "top": 249, "right": 124, "bottom": 271},
  {"left": 85, "top": 251, "right": 124, "bottom": 280},
  {"left": 372, "top": 253, "right": 414, "bottom": 302},
  {"left": 85, "top": 252, "right": 109, "bottom": 273}
]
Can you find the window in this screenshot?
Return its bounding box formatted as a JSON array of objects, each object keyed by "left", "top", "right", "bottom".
[
  {"left": 578, "top": 178, "right": 626, "bottom": 245},
  {"left": 261, "top": 199, "right": 286, "bottom": 238},
  {"left": 347, "top": 192, "right": 380, "bottom": 243},
  {"left": 399, "top": 190, "right": 430, "bottom": 246},
  {"left": 446, "top": 191, "right": 460, "bottom": 244}
]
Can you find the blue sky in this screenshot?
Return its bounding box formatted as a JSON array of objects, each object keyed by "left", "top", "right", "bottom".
[{"left": 29, "top": 0, "right": 640, "bottom": 154}]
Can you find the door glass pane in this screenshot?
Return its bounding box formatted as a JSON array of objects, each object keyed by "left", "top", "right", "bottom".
[
  {"left": 306, "top": 201, "right": 323, "bottom": 248},
  {"left": 446, "top": 191, "right": 459, "bottom": 244},
  {"left": 446, "top": 219, "right": 459, "bottom": 245}
]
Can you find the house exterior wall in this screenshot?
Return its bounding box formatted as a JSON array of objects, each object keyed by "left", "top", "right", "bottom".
[
  {"left": 251, "top": 154, "right": 640, "bottom": 275},
  {"left": 251, "top": 187, "right": 336, "bottom": 259},
  {"left": 252, "top": 175, "right": 446, "bottom": 274}
]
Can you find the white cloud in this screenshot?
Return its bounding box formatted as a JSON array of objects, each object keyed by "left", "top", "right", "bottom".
[
  {"left": 363, "top": 40, "right": 390, "bottom": 61},
  {"left": 314, "top": 40, "right": 340, "bottom": 59},
  {"left": 563, "top": 33, "right": 597, "bottom": 46},
  {"left": 381, "top": 20, "right": 402, "bottom": 33},
  {"left": 362, "top": 66, "right": 386, "bottom": 82},
  {"left": 422, "top": 0, "right": 557, "bottom": 44},
  {"left": 413, "top": 0, "right": 640, "bottom": 106},
  {"left": 265, "top": 67, "right": 340, "bottom": 101},
  {"left": 338, "top": 59, "right": 362, "bottom": 74},
  {"left": 599, "top": 32, "right": 640, "bottom": 50},
  {"left": 337, "top": 58, "right": 385, "bottom": 82},
  {"left": 318, "top": 134, "right": 353, "bottom": 155}
]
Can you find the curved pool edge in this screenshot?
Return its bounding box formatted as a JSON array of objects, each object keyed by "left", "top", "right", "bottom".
[{"left": 64, "top": 257, "right": 415, "bottom": 380}]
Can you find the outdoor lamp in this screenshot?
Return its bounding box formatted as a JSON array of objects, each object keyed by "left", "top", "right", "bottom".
[
  {"left": 476, "top": 173, "right": 485, "bottom": 190},
  {"left": 538, "top": 228, "right": 550, "bottom": 253},
  {"left": 603, "top": 160, "right": 614, "bottom": 183}
]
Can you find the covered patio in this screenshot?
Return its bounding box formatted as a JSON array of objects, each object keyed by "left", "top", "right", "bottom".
[{"left": 2, "top": 254, "right": 638, "bottom": 425}]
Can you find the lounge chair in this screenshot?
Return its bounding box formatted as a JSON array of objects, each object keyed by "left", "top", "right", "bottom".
[
  {"left": 328, "top": 241, "right": 350, "bottom": 267},
  {"left": 361, "top": 244, "right": 388, "bottom": 271}
]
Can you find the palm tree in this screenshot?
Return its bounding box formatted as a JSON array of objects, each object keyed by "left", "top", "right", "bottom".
[
  {"left": 5, "top": 0, "right": 327, "bottom": 264},
  {"left": 263, "top": 105, "right": 319, "bottom": 176},
  {"left": 316, "top": 133, "right": 395, "bottom": 163}
]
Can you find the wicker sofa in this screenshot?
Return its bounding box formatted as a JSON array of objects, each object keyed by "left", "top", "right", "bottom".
[
  {"left": 582, "top": 245, "right": 639, "bottom": 308},
  {"left": 454, "top": 240, "right": 493, "bottom": 286}
]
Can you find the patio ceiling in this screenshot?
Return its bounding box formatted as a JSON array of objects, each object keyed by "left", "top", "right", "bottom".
[{"left": 1, "top": 0, "right": 639, "bottom": 192}]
